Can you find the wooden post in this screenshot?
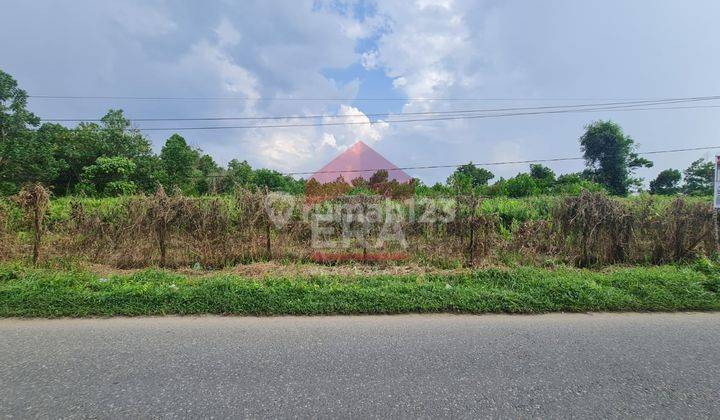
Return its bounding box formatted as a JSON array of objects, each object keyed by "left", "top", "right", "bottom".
[
  {"left": 158, "top": 219, "right": 167, "bottom": 268},
  {"left": 264, "top": 188, "right": 272, "bottom": 259},
  {"left": 466, "top": 194, "right": 478, "bottom": 267},
  {"left": 362, "top": 195, "right": 368, "bottom": 261},
  {"left": 32, "top": 201, "right": 41, "bottom": 265},
  {"left": 714, "top": 209, "right": 720, "bottom": 255},
  {"left": 154, "top": 186, "right": 169, "bottom": 268},
  {"left": 17, "top": 184, "right": 49, "bottom": 266}
]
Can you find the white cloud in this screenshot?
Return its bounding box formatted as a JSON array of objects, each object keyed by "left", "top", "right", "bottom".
[
  {"left": 253, "top": 131, "right": 315, "bottom": 167},
  {"left": 215, "top": 18, "right": 241, "bottom": 47},
  {"left": 5, "top": 0, "right": 720, "bottom": 185},
  {"left": 245, "top": 105, "right": 388, "bottom": 171},
  {"left": 360, "top": 50, "right": 379, "bottom": 70},
  {"left": 110, "top": 3, "right": 177, "bottom": 36},
  {"left": 176, "top": 39, "right": 259, "bottom": 103}
]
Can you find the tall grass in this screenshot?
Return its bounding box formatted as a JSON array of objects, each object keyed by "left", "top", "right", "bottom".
[{"left": 0, "top": 190, "right": 716, "bottom": 269}]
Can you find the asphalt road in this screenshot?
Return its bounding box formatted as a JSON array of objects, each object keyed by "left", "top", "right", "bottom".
[{"left": 1, "top": 313, "right": 720, "bottom": 419}]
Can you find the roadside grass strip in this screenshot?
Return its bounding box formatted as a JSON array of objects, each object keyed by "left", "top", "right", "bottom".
[{"left": 0, "top": 264, "right": 719, "bottom": 317}]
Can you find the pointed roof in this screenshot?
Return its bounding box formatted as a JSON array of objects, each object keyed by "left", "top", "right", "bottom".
[{"left": 309, "top": 141, "right": 412, "bottom": 184}]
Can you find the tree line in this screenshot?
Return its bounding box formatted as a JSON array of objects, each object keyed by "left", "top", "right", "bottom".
[{"left": 0, "top": 69, "right": 715, "bottom": 198}]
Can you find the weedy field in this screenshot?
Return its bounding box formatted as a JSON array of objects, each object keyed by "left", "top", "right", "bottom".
[
  {"left": 1, "top": 186, "right": 719, "bottom": 317},
  {"left": 0, "top": 187, "right": 716, "bottom": 269}
]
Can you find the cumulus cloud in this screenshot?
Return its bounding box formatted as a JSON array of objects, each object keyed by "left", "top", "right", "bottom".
[
  {"left": 243, "top": 105, "right": 389, "bottom": 172},
  {"left": 3, "top": 0, "right": 720, "bottom": 183}
]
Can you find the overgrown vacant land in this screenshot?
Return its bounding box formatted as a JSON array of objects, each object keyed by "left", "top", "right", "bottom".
[
  {"left": 0, "top": 189, "right": 715, "bottom": 268},
  {"left": 2, "top": 188, "right": 719, "bottom": 317}
]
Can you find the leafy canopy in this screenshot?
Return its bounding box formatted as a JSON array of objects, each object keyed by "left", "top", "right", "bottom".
[{"left": 580, "top": 120, "right": 652, "bottom": 195}]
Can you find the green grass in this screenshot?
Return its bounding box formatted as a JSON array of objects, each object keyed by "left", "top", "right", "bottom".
[
  {"left": 0, "top": 263, "right": 718, "bottom": 317},
  {"left": 3, "top": 193, "right": 711, "bottom": 232}
]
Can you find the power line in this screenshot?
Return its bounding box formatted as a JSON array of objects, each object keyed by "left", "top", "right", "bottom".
[
  {"left": 38, "top": 96, "right": 720, "bottom": 123},
  {"left": 29, "top": 95, "right": 684, "bottom": 102},
  {"left": 283, "top": 145, "right": 720, "bottom": 176},
  {"left": 127, "top": 102, "right": 720, "bottom": 131}
]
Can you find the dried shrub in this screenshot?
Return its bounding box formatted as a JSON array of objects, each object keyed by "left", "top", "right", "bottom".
[
  {"left": 0, "top": 189, "right": 717, "bottom": 269},
  {"left": 643, "top": 198, "right": 714, "bottom": 263},
  {"left": 14, "top": 184, "right": 50, "bottom": 264},
  {"left": 555, "top": 191, "right": 634, "bottom": 266}
]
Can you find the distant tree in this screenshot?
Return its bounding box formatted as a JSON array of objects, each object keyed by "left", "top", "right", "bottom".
[
  {"left": 580, "top": 120, "right": 652, "bottom": 195},
  {"left": 44, "top": 110, "right": 155, "bottom": 195},
  {"left": 529, "top": 164, "right": 556, "bottom": 192},
  {"left": 502, "top": 173, "right": 539, "bottom": 198},
  {"left": 194, "top": 153, "right": 222, "bottom": 194},
  {"left": 649, "top": 169, "right": 681, "bottom": 195},
  {"left": 447, "top": 163, "right": 494, "bottom": 192},
  {"left": 550, "top": 172, "right": 606, "bottom": 195},
  {"left": 682, "top": 158, "right": 714, "bottom": 196},
  {"left": 98, "top": 110, "right": 152, "bottom": 159},
  {"left": 368, "top": 170, "right": 389, "bottom": 188},
  {"left": 160, "top": 134, "right": 198, "bottom": 193},
  {"left": 253, "top": 168, "right": 304, "bottom": 194},
  {"left": 530, "top": 164, "right": 555, "bottom": 180},
  {"left": 77, "top": 156, "right": 137, "bottom": 196},
  {"left": 0, "top": 70, "right": 59, "bottom": 194},
  {"left": 350, "top": 176, "right": 369, "bottom": 189},
  {"left": 131, "top": 155, "right": 167, "bottom": 193},
  {"left": 221, "top": 159, "right": 254, "bottom": 192}
]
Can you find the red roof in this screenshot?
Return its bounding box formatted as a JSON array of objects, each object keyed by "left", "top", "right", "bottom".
[{"left": 309, "top": 141, "right": 412, "bottom": 184}]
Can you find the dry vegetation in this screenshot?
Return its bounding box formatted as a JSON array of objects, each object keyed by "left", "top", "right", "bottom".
[{"left": 1, "top": 185, "right": 717, "bottom": 270}]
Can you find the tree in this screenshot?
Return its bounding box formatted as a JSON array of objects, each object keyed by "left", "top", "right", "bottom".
[
  {"left": 552, "top": 172, "right": 606, "bottom": 195},
  {"left": 0, "top": 70, "right": 59, "bottom": 194},
  {"left": 529, "top": 164, "right": 556, "bottom": 193},
  {"left": 160, "top": 134, "right": 198, "bottom": 193},
  {"left": 502, "top": 173, "right": 539, "bottom": 197},
  {"left": 579, "top": 120, "right": 652, "bottom": 195},
  {"left": 682, "top": 158, "right": 714, "bottom": 196},
  {"left": 194, "top": 153, "right": 222, "bottom": 194},
  {"left": 77, "top": 156, "right": 137, "bottom": 196},
  {"left": 253, "top": 168, "right": 304, "bottom": 193},
  {"left": 447, "top": 163, "right": 494, "bottom": 191},
  {"left": 350, "top": 177, "right": 369, "bottom": 189},
  {"left": 649, "top": 169, "right": 681, "bottom": 195},
  {"left": 221, "top": 159, "right": 254, "bottom": 192},
  {"left": 368, "top": 170, "right": 389, "bottom": 188},
  {"left": 131, "top": 155, "right": 167, "bottom": 193},
  {"left": 44, "top": 110, "right": 155, "bottom": 195}
]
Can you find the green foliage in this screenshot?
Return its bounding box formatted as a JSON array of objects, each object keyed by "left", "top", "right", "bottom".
[
  {"left": 650, "top": 168, "right": 682, "bottom": 195},
  {"left": 529, "top": 164, "right": 556, "bottom": 192},
  {"left": 160, "top": 134, "right": 198, "bottom": 193},
  {"left": 447, "top": 163, "right": 494, "bottom": 194},
  {"left": 580, "top": 120, "right": 653, "bottom": 195},
  {"left": 221, "top": 159, "right": 254, "bottom": 192},
  {"left": 502, "top": 173, "right": 539, "bottom": 198},
  {"left": 0, "top": 264, "right": 717, "bottom": 317},
  {"left": 415, "top": 182, "right": 453, "bottom": 197},
  {"left": 253, "top": 168, "right": 305, "bottom": 193},
  {"left": 78, "top": 156, "right": 137, "bottom": 197},
  {"left": 682, "top": 158, "right": 714, "bottom": 196},
  {"left": 194, "top": 154, "right": 222, "bottom": 194},
  {"left": 0, "top": 70, "right": 54, "bottom": 195},
  {"left": 368, "top": 169, "right": 389, "bottom": 187}
]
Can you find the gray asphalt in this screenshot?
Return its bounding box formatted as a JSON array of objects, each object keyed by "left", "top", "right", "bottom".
[{"left": 1, "top": 313, "right": 720, "bottom": 419}]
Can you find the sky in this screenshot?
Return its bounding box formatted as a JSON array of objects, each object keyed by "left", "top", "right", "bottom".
[{"left": 2, "top": 0, "right": 720, "bottom": 185}]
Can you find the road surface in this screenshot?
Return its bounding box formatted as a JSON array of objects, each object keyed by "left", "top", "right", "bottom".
[{"left": 2, "top": 313, "right": 719, "bottom": 418}]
